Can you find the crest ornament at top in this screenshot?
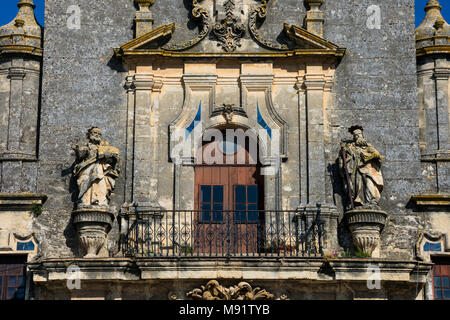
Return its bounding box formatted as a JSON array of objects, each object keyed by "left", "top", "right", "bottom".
[{"left": 213, "top": 0, "right": 245, "bottom": 52}]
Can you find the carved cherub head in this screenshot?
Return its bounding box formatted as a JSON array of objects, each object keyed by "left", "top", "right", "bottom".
[{"left": 87, "top": 127, "right": 102, "bottom": 145}]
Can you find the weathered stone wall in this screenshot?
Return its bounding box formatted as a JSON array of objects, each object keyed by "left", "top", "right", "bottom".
[
  {"left": 34, "top": 0, "right": 433, "bottom": 260},
  {"left": 0, "top": 56, "right": 41, "bottom": 193},
  {"left": 323, "top": 0, "right": 425, "bottom": 259},
  {"left": 36, "top": 0, "right": 136, "bottom": 257}
]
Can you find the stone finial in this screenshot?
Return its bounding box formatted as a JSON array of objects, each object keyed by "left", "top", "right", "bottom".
[
  {"left": 135, "top": 0, "right": 155, "bottom": 38},
  {"left": 305, "top": 0, "right": 324, "bottom": 37},
  {"left": 416, "top": 0, "right": 450, "bottom": 48},
  {"left": 0, "top": 0, "right": 42, "bottom": 56}
]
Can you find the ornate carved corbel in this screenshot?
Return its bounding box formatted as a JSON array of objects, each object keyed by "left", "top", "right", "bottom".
[
  {"left": 186, "top": 280, "right": 288, "bottom": 300},
  {"left": 212, "top": 103, "right": 247, "bottom": 123},
  {"left": 222, "top": 104, "right": 234, "bottom": 123},
  {"left": 248, "top": 0, "right": 289, "bottom": 51},
  {"left": 163, "top": 0, "right": 211, "bottom": 51}
]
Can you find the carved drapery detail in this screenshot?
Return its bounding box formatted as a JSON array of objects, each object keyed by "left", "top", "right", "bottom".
[
  {"left": 248, "top": 0, "right": 288, "bottom": 51},
  {"left": 213, "top": 0, "right": 245, "bottom": 52},
  {"left": 163, "top": 0, "right": 211, "bottom": 51},
  {"left": 186, "top": 280, "right": 288, "bottom": 300}
]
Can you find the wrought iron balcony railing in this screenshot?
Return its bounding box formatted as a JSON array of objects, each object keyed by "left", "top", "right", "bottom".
[{"left": 118, "top": 206, "right": 324, "bottom": 258}]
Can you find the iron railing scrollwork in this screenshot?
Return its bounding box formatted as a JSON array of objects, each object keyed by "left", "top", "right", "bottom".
[{"left": 118, "top": 204, "right": 324, "bottom": 258}]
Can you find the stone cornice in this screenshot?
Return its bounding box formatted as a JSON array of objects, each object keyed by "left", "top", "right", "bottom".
[
  {"left": 115, "top": 23, "right": 175, "bottom": 56},
  {"left": 421, "top": 150, "right": 450, "bottom": 162},
  {"left": 0, "top": 44, "right": 43, "bottom": 58},
  {"left": 410, "top": 194, "right": 450, "bottom": 207},
  {"left": 0, "top": 193, "right": 47, "bottom": 209},
  {"left": 117, "top": 49, "right": 346, "bottom": 59},
  {"left": 416, "top": 45, "right": 450, "bottom": 57},
  {"left": 29, "top": 257, "right": 432, "bottom": 284},
  {"left": 115, "top": 21, "right": 345, "bottom": 60},
  {"left": 0, "top": 151, "right": 37, "bottom": 161}
]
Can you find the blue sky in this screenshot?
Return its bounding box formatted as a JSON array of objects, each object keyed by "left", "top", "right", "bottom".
[
  {"left": 0, "top": 0, "right": 448, "bottom": 28},
  {"left": 0, "top": 0, "right": 45, "bottom": 26}
]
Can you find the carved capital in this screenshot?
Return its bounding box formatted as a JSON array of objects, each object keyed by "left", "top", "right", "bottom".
[
  {"left": 133, "top": 74, "right": 155, "bottom": 90},
  {"left": 8, "top": 67, "right": 26, "bottom": 80},
  {"left": 136, "top": 0, "right": 154, "bottom": 7}
]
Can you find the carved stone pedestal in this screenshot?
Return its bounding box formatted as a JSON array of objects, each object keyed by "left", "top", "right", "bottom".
[
  {"left": 346, "top": 209, "right": 388, "bottom": 257},
  {"left": 72, "top": 209, "right": 114, "bottom": 258}
]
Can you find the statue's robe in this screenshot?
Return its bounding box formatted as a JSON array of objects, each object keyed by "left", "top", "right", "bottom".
[
  {"left": 73, "top": 141, "right": 120, "bottom": 207},
  {"left": 340, "top": 142, "right": 384, "bottom": 207}
]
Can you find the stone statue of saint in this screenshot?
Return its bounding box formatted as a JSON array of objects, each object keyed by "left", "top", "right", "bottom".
[
  {"left": 71, "top": 127, "right": 120, "bottom": 208},
  {"left": 339, "top": 126, "right": 384, "bottom": 210}
]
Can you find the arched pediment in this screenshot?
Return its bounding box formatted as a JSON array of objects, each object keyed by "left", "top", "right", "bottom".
[{"left": 115, "top": 0, "right": 346, "bottom": 59}]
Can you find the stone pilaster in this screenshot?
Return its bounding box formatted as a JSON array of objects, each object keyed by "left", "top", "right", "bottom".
[
  {"left": 132, "top": 73, "right": 162, "bottom": 209},
  {"left": 305, "top": 0, "right": 324, "bottom": 37},
  {"left": 6, "top": 66, "right": 26, "bottom": 152},
  {"left": 304, "top": 72, "right": 326, "bottom": 204},
  {"left": 433, "top": 60, "right": 449, "bottom": 151},
  {"left": 135, "top": 0, "right": 154, "bottom": 38},
  {"left": 124, "top": 75, "right": 136, "bottom": 204}
]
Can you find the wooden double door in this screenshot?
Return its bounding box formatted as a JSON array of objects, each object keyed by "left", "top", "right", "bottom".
[
  {"left": 194, "top": 164, "right": 264, "bottom": 255},
  {"left": 193, "top": 135, "right": 265, "bottom": 255}
]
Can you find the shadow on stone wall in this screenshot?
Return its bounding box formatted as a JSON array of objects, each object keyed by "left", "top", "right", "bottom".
[
  {"left": 328, "top": 160, "right": 354, "bottom": 252},
  {"left": 61, "top": 161, "right": 80, "bottom": 257}
]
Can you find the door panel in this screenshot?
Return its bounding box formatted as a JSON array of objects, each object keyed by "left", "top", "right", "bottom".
[
  {"left": 0, "top": 255, "right": 26, "bottom": 300},
  {"left": 432, "top": 258, "right": 450, "bottom": 300},
  {"left": 194, "top": 137, "right": 264, "bottom": 255}
]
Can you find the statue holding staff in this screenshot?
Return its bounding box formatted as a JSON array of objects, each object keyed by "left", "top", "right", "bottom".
[{"left": 339, "top": 126, "right": 384, "bottom": 210}]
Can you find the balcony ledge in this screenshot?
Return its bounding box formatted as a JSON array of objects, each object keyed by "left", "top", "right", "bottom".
[{"left": 28, "top": 257, "right": 432, "bottom": 284}]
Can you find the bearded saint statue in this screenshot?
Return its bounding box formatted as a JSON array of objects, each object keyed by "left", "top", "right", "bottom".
[
  {"left": 339, "top": 126, "right": 384, "bottom": 210},
  {"left": 71, "top": 127, "right": 120, "bottom": 208}
]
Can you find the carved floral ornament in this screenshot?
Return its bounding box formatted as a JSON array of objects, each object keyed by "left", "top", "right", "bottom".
[{"left": 172, "top": 280, "right": 289, "bottom": 300}]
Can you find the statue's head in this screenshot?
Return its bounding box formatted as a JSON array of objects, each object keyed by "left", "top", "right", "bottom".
[
  {"left": 87, "top": 127, "right": 102, "bottom": 144},
  {"left": 348, "top": 125, "right": 367, "bottom": 146}
]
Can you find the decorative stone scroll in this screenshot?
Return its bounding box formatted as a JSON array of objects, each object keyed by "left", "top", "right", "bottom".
[
  {"left": 163, "top": 0, "right": 211, "bottom": 51},
  {"left": 248, "top": 0, "right": 289, "bottom": 51},
  {"left": 213, "top": 0, "right": 245, "bottom": 52},
  {"left": 186, "top": 280, "right": 288, "bottom": 300}
]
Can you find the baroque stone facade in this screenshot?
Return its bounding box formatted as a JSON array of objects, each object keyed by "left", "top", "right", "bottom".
[{"left": 0, "top": 0, "right": 449, "bottom": 300}]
